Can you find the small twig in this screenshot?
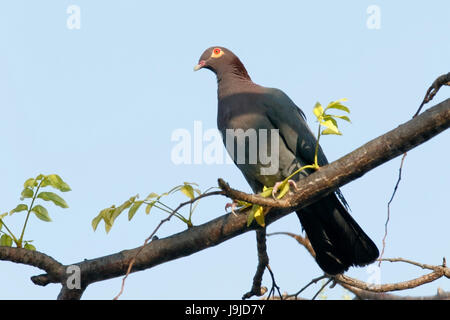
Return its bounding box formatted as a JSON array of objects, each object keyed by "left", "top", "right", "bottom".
[
  {"left": 267, "top": 231, "right": 315, "bottom": 258},
  {"left": 379, "top": 152, "right": 407, "bottom": 264},
  {"left": 113, "top": 190, "right": 224, "bottom": 300},
  {"left": 415, "top": 72, "right": 450, "bottom": 118},
  {"left": 266, "top": 264, "right": 282, "bottom": 299},
  {"left": 218, "top": 178, "right": 290, "bottom": 209},
  {"left": 380, "top": 257, "right": 449, "bottom": 276},
  {"left": 285, "top": 274, "right": 327, "bottom": 299},
  {"left": 311, "top": 278, "right": 333, "bottom": 300},
  {"left": 381, "top": 72, "right": 449, "bottom": 261}
]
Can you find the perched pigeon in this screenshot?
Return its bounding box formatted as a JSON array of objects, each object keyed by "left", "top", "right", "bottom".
[{"left": 194, "top": 46, "right": 379, "bottom": 275}]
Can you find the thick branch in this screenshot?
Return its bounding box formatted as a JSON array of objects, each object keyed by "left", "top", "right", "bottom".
[
  {"left": 3, "top": 98, "right": 449, "bottom": 299},
  {"left": 242, "top": 228, "right": 269, "bottom": 299},
  {"left": 219, "top": 98, "right": 450, "bottom": 210},
  {"left": 0, "top": 247, "right": 65, "bottom": 284}
]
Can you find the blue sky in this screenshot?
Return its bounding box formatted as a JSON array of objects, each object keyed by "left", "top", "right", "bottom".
[{"left": 0, "top": 1, "right": 449, "bottom": 299}]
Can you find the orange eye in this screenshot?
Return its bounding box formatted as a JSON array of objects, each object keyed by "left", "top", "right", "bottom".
[{"left": 211, "top": 47, "right": 224, "bottom": 58}]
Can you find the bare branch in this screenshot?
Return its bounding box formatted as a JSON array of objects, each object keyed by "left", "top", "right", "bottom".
[
  {"left": 380, "top": 152, "right": 408, "bottom": 263},
  {"left": 273, "top": 230, "right": 449, "bottom": 299},
  {"left": 381, "top": 72, "right": 449, "bottom": 263},
  {"left": 347, "top": 287, "right": 450, "bottom": 300},
  {"left": 267, "top": 231, "right": 315, "bottom": 258},
  {"left": 0, "top": 247, "right": 64, "bottom": 284},
  {"left": 415, "top": 72, "right": 450, "bottom": 117}
]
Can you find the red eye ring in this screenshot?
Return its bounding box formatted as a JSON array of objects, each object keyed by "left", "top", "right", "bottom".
[{"left": 213, "top": 48, "right": 221, "bottom": 55}]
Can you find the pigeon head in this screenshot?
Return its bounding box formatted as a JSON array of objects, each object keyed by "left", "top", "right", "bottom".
[{"left": 194, "top": 46, "right": 250, "bottom": 80}]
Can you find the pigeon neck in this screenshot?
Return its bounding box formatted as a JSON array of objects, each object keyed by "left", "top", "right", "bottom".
[
  {"left": 216, "top": 56, "right": 250, "bottom": 83},
  {"left": 217, "top": 73, "right": 254, "bottom": 100},
  {"left": 216, "top": 59, "right": 253, "bottom": 99},
  {"left": 214, "top": 55, "right": 253, "bottom": 98}
]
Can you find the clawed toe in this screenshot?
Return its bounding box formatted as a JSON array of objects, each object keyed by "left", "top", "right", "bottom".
[
  {"left": 288, "top": 180, "right": 298, "bottom": 190},
  {"left": 225, "top": 200, "right": 239, "bottom": 216},
  {"left": 272, "top": 182, "right": 283, "bottom": 198},
  {"left": 272, "top": 180, "right": 298, "bottom": 198}
]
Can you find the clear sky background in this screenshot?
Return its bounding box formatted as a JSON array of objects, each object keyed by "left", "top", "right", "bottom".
[{"left": 0, "top": 1, "right": 449, "bottom": 300}]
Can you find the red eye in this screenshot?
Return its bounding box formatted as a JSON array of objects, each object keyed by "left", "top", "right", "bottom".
[{"left": 213, "top": 48, "right": 221, "bottom": 55}]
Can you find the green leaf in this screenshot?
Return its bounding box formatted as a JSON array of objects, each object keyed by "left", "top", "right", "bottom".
[
  {"left": 325, "top": 99, "right": 350, "bottom": 113},
  {"left": 145, "top": 201, "right": 156, "bottom": 214},
  {"left": 45, "top": 174, "right": 71, "bottom": 192},
  {"left": 24, "top": 178, "right": 37, "bottom": 188},
  {"left": 128, "top": 201, "right": 143, "bottom": 221},
  {"left": 320, "top": 118, "right": 340, "bottom": 135},
  {"left": 180, "top": 185, "right": 195, "bottom": 199},
  {"left": 20, "top": 188, "right": 34, "bottom": 200},
  {"left": 24, "top": 242, "right": 36, "bottom": 251},
  {"left": 144, "top": 192, "right": 159, "bottom": 200},
  {"left": 236, "top": 200, "right": 251, "bottom": 208},
  {"left": 111, "top": 197, "right": 135, "bottom": 222},
  {"left": 183, "top": 182, "right": 199, "bottom": 187},
  {"left": 313, "top": 102, "right": 324, "bottom": 119},
  {"left": 0, "top": 234, "right": 13, "bottom": 247},
  {"left": 37, "top": 192, "right": 69, "bottom": 208},
  {"left": 9, "top": 204, "right": 28, "bottom": 215},
  {"left": 31, "top": 205, "right": 52, "bottom": 222},
  {"left": 246, "top": 206, "right": 255, "bottom": 227},
  {"left": 328, "top": 114, "right": 351, "bottom": 122},
  {"left": 99, "top": 207, "right": 115, "bottom": 233},
  {"left": 259, "top": 186, "right": 273, "bottom": 198},
  {"left": 322, "top": 128, "right": 342, "bottom": 135},
  {"left": 91, "top": 213, "right": 103, "bottom": 231},
  {"left": 253, "top": 205, "right": 265, "bottom": 227},
  {"left": 92, "top": 206, "right": 115, "bottom": 232},
  {"left": 157, "top": 192, "right": 170, "bottom": 200},
  {"left": 322, "top": 115, "right": 338, "bottom": 126},
  {"left": 101, "top": 207, "right": 114, "bottom": 226},
  {"left": 276, "top": 182, "right": 291, "bottom": 199},
  {"left": 0, "top": 213, "right": 7, "bottom": 231}
]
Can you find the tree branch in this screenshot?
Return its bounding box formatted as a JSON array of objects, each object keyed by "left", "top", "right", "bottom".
[
  {"left": 242, "top": 228, "right": 269, "bottom": 299},
  {"left": 2, "top": 98, "right": 449, "bottom": 299},
  {"left": 0, "top": 247, "right": 65, "bottom": 283},
  {"left": 274, "top": 230, "right": 450, "bottom": 299},
  {"left": 346, "top": 287, "right": 450, "bottom": 300},
  {"left": 219, "top": 98, "right": 450, "bottom": 210}
]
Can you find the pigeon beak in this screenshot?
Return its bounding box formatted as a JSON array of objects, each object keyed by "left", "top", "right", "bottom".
[{"left": 193, "top": 60, "right": 206, "bottom": 71}]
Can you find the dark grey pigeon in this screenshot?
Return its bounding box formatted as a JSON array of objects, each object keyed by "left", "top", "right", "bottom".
[{"left": 194, "top": 46, "right": 379, "bottom": 275}]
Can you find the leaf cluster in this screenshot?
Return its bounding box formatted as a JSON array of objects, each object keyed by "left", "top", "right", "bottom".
[
  {"left": 0, "top": 174, "right": 70, "bottom": 250},
  {"left": 92, "top": 182, "right": 211, "bottom": 233}
]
